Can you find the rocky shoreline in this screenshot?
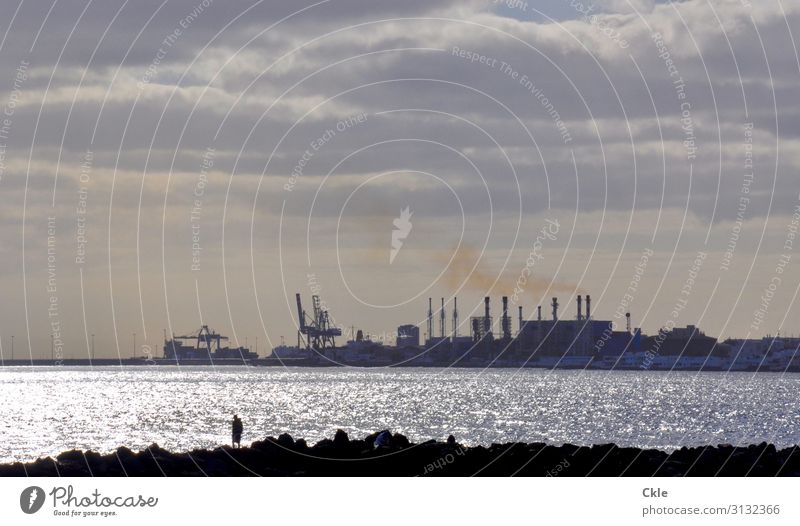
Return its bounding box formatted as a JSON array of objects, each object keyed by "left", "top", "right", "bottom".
[{"left": 1, "top": 431, "right": 797, "bottom": 476}]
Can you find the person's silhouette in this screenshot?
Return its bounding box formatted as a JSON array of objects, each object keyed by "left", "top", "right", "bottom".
[{"left": 231, "top": 415, "right": 243, "bottom": 448}]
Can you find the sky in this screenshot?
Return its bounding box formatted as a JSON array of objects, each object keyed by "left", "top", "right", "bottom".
[{"left": 0, "top": 0, "right": 798, "bottom": 359}]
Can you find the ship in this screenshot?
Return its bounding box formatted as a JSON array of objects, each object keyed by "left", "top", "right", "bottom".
[{"left": 163, "top": 325, "right": 258, "bottom": 364}]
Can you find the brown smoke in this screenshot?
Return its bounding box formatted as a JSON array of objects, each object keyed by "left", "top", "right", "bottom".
[{"left": 437, "top": 244, "right": 583, "bottom": 299}]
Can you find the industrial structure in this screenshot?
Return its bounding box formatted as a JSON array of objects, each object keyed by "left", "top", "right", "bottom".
[
  {"left": 295, "top": 293, "right": 342, "bottom": 350},
  {"left": 163, "top": 325, "right": 258, "bottom": 362},
  {"left": 268, "top": 291, "right": 800, "bottom": 372},
  {"left": 397, "top": 324, "right": 420, "bottom": 347},
  {"left": 24, "top": 290, "right": 797, "bottom": 370}
]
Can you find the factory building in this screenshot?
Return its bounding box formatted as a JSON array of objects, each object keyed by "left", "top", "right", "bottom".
[
  {"left": 396, "top": 325, "right": 420, "bottom": 348},
  {"left": 518, "top": 295, "right": 596, "bottom": 357}
]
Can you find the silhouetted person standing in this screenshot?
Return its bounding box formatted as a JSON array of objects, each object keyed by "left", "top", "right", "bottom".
[{"left": 231, "top": 415, "right": 243, "bottom": 448}]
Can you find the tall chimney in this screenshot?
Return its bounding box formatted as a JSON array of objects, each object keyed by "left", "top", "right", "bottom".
[
  {"left": 626, "top": 312, "right": 631, "bottom": 333},
  {"left": 440, "top": 298, "right": 446, "bottom": 338},
  {"left": 537, "top": 305, "right": 542, "bottom": 321},
  {"left": 427, "top": 298, "right": 433, "bottom": 341},
  {"left": 518, "top": 306, "right": 523, "bottom": 334},
  {"left": 502, "top": 296, "right": 511, "bottom": 339},
  {"left": 453, "top": 297, "right": 459, "bottom": 338},
  {"left": 577, "top": 295, "right": 582, "bottom": 321},
  {"left": 585, "top": 295, "right": 591, "bottom": 320},
  {"left": 484, "top": 297, "right": 491, "bottom": 337},
  {"left": 552, "top": 297, "right": 559, "bottom": 321}
]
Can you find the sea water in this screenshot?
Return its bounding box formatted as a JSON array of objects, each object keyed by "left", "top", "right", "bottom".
[{"left": 1, "top": 366, "right": 798, "bottom": 462}]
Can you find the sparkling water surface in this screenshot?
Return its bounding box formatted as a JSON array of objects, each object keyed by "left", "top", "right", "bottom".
[{"left": 1, "top": 367, "right": 799, "bottom": 462}]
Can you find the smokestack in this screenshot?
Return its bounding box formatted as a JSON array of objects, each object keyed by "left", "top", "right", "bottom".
[
  {"left": 427, "top": 298, "right": 433, "bottom": 341},
  {"left": 577, "top": 295, "right": 582, "bottom": 321},
  {"left": 502, "top": 296, "right": 511, "bottom": 339},
  {"left": 626, "top": 312, "right": 631, "bottom": 333},
  {"left": 537, "top": 305, "right": 542, "bottom": 321},
  {"left": 484, "top": 297, "right": 491, "bottom": 337},
  {"left": 453, "top": 297, "right": 458, "bottom": 338},
  {"left": 518, "top": 306, "right": 523, "bottom": 334},
  {"left": 552, "top": 297, "right": 559, "bottom": 321},
  {"left": 585, "top": 295, "right": 591, "bottom": 320},
  {"left": 440, "top": 298, "right": 446, "bottom": 338}
]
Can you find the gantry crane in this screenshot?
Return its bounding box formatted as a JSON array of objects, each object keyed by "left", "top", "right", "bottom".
[
  {"left": 296, "top": 293, "right": 342, "bottom": 350},
  {"left": 167, "top": 325, "right": 229, "bottom": 358}
]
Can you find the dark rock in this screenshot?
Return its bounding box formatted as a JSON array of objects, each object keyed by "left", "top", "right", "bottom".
[
  {"left": 312, "top": 438, "right": 334, "bottom": 453},
  {"left": 56, "top": 449, "right": 85, "bottom": 464},
  {"left": 277, "top": 433, "right": 295, "bottom": 448},
  {"left": 2, "top": 434, "right": 796, "bottom": 477},
  {"left": 249, "top": 439, "right": 271, "bottom": 451},
  {"left": 333, "top": 429, "right": 349, "bottom": 447},
  {"left": 392, "top": 432, "right": 409, "bottom": 449}
]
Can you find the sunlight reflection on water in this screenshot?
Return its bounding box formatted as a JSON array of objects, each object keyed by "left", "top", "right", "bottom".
[{"left": 1, "top": 366, "right": 798, "bottom": 462}]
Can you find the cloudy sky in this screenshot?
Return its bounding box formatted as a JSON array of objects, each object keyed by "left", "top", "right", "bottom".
[{"left": 0, "top": 0, "right": 798, "bottom": 359}]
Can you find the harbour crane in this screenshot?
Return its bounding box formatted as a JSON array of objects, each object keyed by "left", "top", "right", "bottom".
[{"left": 295, "top": 293, "right": 342, "bottom": 350}]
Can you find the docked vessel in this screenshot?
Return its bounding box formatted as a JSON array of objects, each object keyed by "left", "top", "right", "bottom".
[{"left": 163, "top": 325, "right": 258, "bottom": 363}]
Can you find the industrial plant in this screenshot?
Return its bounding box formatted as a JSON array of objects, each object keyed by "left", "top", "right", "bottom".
[
  {"left": 268, "top": 293, "right": 800, "bottom": 372},
  {"left": 5, "top": 292, "right": 789, "bottom": 370}
]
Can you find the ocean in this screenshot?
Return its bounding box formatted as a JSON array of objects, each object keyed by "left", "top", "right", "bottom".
[{"left": 1, "top": 366, "right": 798, "bottom": 463}]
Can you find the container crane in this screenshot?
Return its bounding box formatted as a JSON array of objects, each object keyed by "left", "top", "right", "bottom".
[{"left": 295, "top": 293, "right": 342, "bottom": 350}]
